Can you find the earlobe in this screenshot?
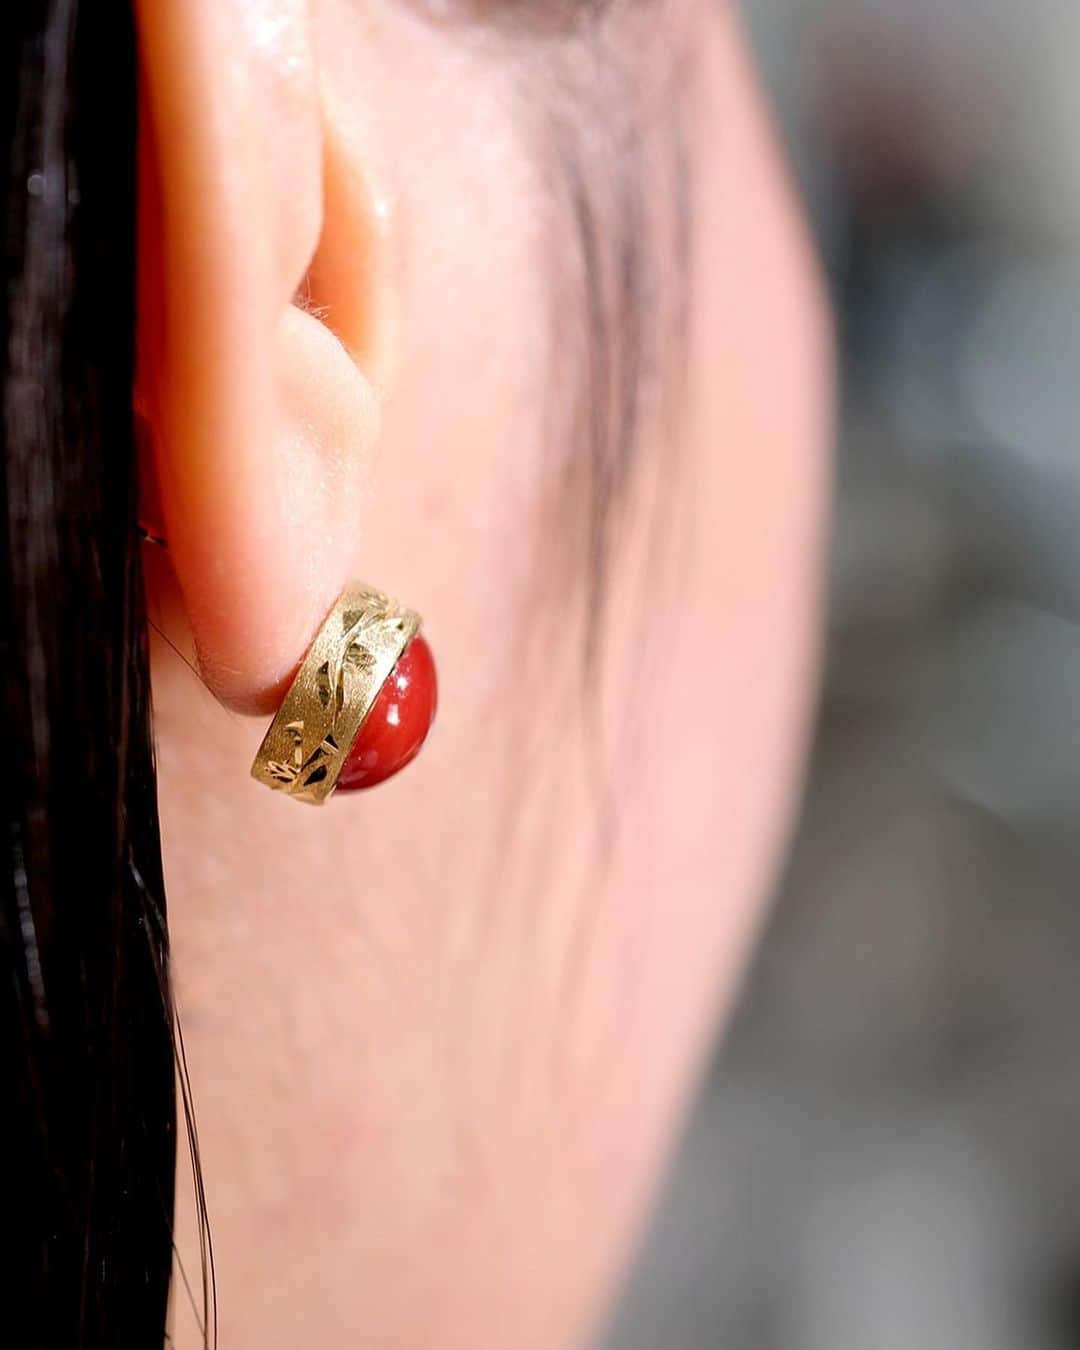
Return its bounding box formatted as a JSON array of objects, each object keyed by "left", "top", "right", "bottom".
[{"left": 134, "top": 0, "right": 389, "bottom": 714}]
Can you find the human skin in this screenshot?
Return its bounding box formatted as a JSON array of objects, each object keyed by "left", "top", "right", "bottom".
[{"left": 136, "top": 1, "right": 832, "bottom": 1347}]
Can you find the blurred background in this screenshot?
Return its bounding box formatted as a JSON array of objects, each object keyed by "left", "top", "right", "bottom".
[{"left": 607, "top": 2, "right": 1080, "bottom": 1347}]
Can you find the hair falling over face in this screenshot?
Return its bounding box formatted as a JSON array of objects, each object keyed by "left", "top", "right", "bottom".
[{"left": 1, "top": 1, "right": 201, "bottom": 1345}]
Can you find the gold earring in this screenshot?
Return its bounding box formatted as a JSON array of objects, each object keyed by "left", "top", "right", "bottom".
[{"left": 250, "top": 583, "right": 437, "bottom": 805}]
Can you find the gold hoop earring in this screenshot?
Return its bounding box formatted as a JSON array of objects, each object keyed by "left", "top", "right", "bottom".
[{"left": 250, "top": 583, "right": 437, "bottom": 805}]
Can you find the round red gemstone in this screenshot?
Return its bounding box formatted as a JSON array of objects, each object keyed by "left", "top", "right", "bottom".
[{"left": 337, "top": 634, "right": 437, "bottom": 792}]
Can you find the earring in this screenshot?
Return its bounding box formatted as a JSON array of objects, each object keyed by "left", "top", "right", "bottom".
[{"left": 250, "top": 583, "right": 437, "bottom": 805}]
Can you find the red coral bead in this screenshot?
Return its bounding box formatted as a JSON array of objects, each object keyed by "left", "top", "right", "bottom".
[{"left": 337, "top": 634, "right": 437, "bottom": 792}]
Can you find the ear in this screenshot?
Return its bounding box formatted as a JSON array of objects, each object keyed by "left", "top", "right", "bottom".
[{"left": 135, "top": 0, "right": 389, "bottom": 713}]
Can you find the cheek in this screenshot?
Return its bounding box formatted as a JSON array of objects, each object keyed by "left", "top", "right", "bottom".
[
  {"left": 679, "top": 10, "right": 834, "bottom": 952},
  {"left": 349, "top": 74, "right": 559, "bottom": 737},
  {"left": 366, "top": 0, "right": 834, "bottom": 1044},
  {"left": 582, "top": 6, "right": 834, "bottom": 1122}
]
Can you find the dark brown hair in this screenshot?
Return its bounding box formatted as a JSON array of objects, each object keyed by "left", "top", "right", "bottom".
[{"left": 1, "top": 1, "right": 177, "bottom": 1343}]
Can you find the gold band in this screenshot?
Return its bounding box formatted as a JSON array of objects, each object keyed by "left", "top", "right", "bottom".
[{"left": 250, "top": 583, "right": 421, "bottom": 806}]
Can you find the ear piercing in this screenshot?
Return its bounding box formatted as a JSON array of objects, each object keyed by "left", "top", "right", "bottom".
[{"left": 250, "top": 583, "right": 437, "bottom": 804}]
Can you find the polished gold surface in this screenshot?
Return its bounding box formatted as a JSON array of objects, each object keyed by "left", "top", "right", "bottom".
[{"left": 251, "top": 584, "right": 420, "bottom": 805}]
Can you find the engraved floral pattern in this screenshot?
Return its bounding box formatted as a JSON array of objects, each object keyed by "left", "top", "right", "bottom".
[{"left": 252, "top": 586, "right": 419, "bottom": 805}]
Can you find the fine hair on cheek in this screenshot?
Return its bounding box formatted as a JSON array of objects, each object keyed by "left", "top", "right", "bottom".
[{"left": 437, "top": 2, "right": 702, "bottom": 1064}]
